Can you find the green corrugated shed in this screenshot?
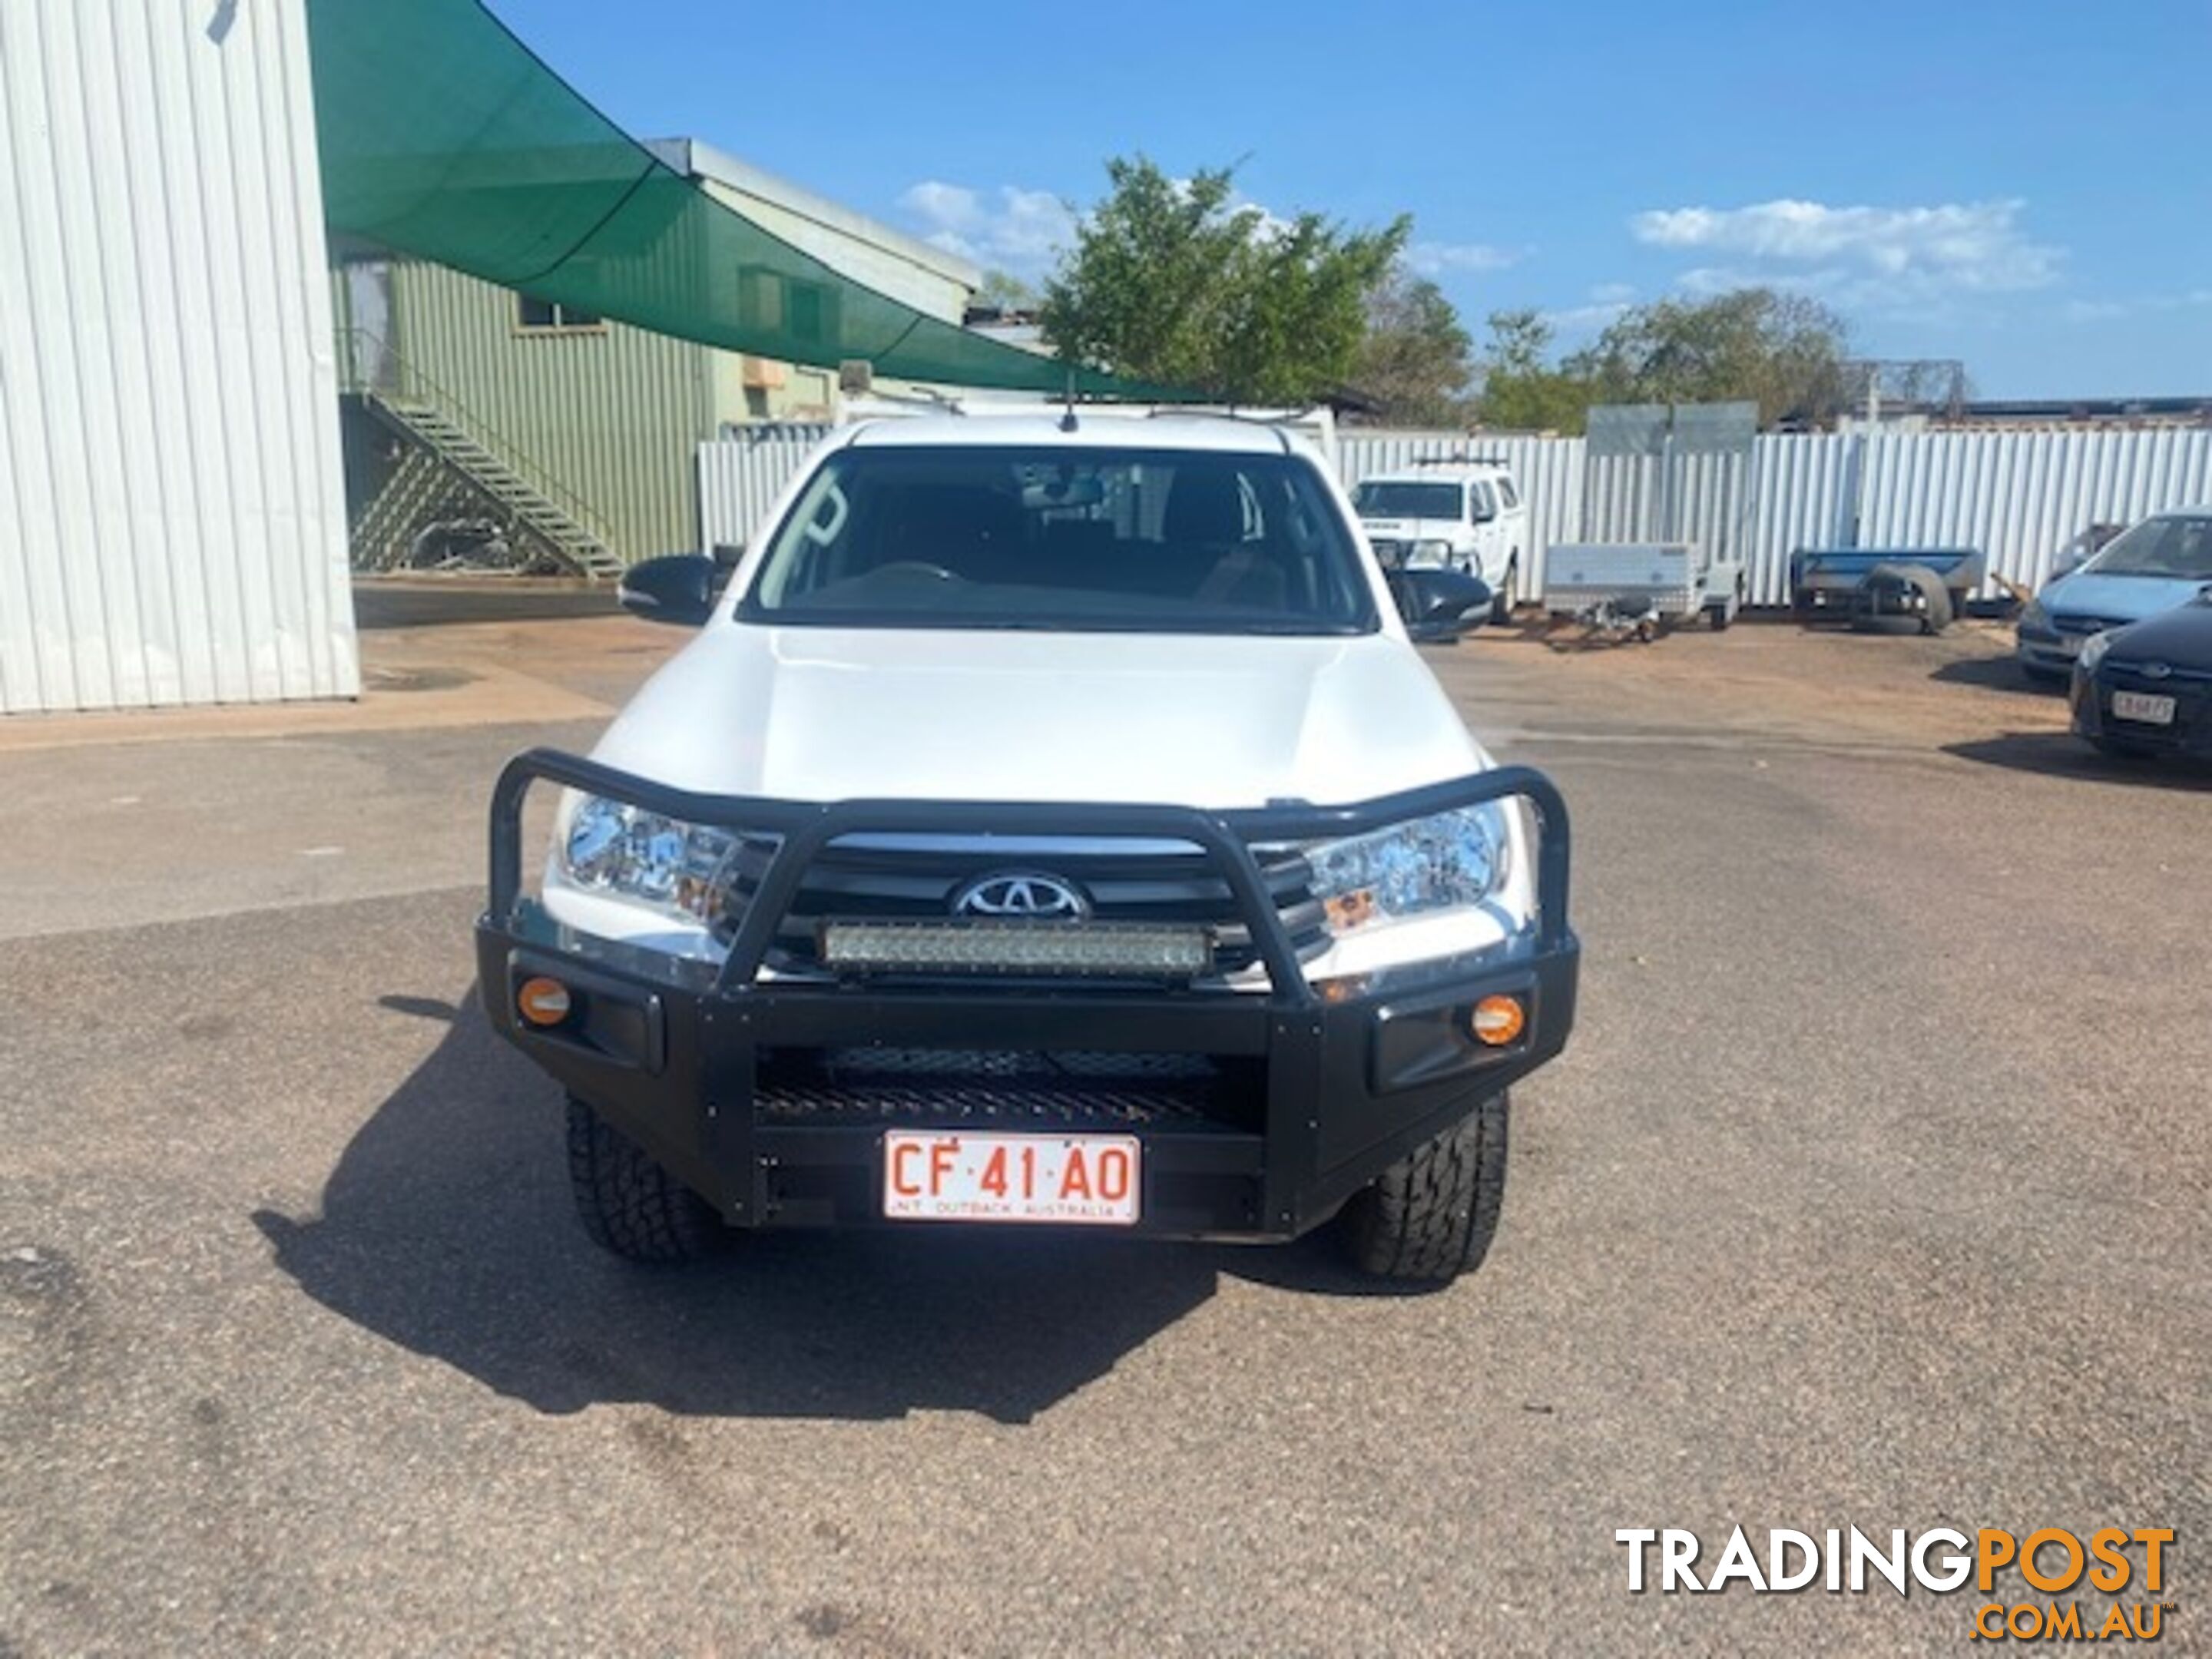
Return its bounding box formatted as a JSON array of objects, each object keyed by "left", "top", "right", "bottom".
[{"left": 375, "top": 259, "right": 720, "bottom": 562}]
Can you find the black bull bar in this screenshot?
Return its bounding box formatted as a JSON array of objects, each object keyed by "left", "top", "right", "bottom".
[{"left": 480, "top": 748, "right": 1578, "bottom": 1237}]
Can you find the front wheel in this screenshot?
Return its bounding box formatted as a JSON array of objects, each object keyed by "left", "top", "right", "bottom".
[
  {"left": 566, "top": 1097, "right": 723, "bottom": 1263},
  {"left": 1490, "top": 557, "right": 1519, "bottom": 626},
  {"left": 1339, "top": 1093, "right": 1508, "bottom": 1283}
]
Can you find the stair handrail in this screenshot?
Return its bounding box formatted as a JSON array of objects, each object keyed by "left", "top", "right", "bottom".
[{"left": 341, "top": 325, "right": 621, "bottom": 556}]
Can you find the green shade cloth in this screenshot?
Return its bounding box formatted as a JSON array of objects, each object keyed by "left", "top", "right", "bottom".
[{"left": 306, "top": 0, "right": 1180, "bottom": 398}]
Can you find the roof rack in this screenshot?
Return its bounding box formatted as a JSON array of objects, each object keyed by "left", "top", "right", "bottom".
[{"left": 1143, "top": 406, "right": 1328, "bottom": 427}]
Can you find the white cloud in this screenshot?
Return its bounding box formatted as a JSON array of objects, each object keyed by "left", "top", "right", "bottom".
[
  {"left": 2063, "top": 289, "right": 2212, "bottom": 323},
  {"left": 2063, "top": 298, "right": 2131, "bottom": 323},
  {"left": 899, "top": 181, "right": 1077, "bottom": 278},
  {"left": 1406, "top": 241, "right": 1525, "bottom": 277},
  {"left": 1543, "top": 283, "right": 1636, "bottom": 333},
  {"left": 899, "top": 177, "right": 1298, "bottom": 277},
  {"left": 904, "top": 178, "right": 1519, "bottom": 289},
  {"left": 1631, "top": 198, "right": 2063, "bottom": 312}
]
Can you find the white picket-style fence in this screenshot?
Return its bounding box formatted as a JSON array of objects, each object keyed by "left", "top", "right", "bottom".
[{"left": 698, "top": 425, "right": 2212, "bottom": 604}]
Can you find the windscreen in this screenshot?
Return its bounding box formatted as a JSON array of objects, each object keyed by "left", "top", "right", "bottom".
[
  {"left": 1353, "top": 481, "right": 1464, "bottom": 520},
  {"left": 2081, "top": 516, "right": 2212, "bottom": 580},
  {"left": 743, "top": 446, "right": 1378, "bottom": 635}
]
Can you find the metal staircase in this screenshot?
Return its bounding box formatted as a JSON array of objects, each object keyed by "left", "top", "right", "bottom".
[{"left": 343, "top": 332, "right": 625, "bottom": 581}]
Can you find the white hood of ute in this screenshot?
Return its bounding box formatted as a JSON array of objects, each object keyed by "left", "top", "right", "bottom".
[{"left": 588, "top": 624, "right": 1490, "bottom": 809}]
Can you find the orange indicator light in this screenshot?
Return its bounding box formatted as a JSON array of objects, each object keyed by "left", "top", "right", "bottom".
[
  {"left": 1470, "top": 995, "right": 1525, "bottom": 1047},
  {"left": 517, "top": 976, "right": 573, "bottom": 1027}
]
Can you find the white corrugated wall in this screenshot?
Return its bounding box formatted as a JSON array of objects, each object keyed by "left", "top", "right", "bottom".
[
  {"left": 697, "top": 424, "right": 836, "bottom": 554},
  {"left": 696, "top": 426, "right": 2212, "bottom": 608},
  {"left": 1749, "top": 434, "right": 1859, "bottom": 604},
  {"left": 1859, "top": 430, "right": 2212, "bottom": 593},
  {"left": 0, "top": 0, "right": 357, "bottom": 714}
]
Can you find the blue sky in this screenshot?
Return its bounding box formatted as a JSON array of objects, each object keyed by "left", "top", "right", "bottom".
[{"left": 492, "top": 0, "right": 2210, "bottom": 398}]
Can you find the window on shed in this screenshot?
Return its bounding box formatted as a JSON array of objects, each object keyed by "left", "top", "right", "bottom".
[{"left": 516, "top": 293, "right": 603, "bottom": 331}]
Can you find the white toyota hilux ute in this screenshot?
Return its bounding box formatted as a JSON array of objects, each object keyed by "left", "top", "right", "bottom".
[
  {"left": 1351, "top": 461, "right": 1532, "bottom": 625},
  {"left": 478, "top": 415, "right": 1578, "bottom": 1283}
]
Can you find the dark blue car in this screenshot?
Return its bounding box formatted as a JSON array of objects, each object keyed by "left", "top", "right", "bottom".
[{"left": 2071, "top": 592, "right": 2212, "bottom": 760}]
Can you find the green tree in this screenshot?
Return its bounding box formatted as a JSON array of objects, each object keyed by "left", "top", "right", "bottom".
[
  {"left": 1351, "top": 267, "right": 1476, "bottom": 427},
  {"left": 1040, "top": 157, "right": 1408, "bottom": 403},
  {"left": 1476, "top": 309, "right": 1594, "bottom": 433},
  {"left": 1564, "top": 289, "right": 1852, "bottom": 428},
  {"left": 974, "top": 269, "right": 1040, "bottom": 313}
]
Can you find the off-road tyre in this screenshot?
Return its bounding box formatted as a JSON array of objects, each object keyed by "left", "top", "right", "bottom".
[
  {"left": 566, "top": 1096, "right": 722, "bottom": 1263},
  {"left": 1339, "top": 1092, "right": 1508, "bottom": 1283}
]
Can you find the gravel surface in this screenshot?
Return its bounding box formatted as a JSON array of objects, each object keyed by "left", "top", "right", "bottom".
[{"left": 2, "top": 621, "right": 2204, "bottom": 1656}]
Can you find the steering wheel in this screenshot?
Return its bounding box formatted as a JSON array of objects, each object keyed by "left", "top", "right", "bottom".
[{"left": 869, "top": 560, "right": 962, "bottom": 582}]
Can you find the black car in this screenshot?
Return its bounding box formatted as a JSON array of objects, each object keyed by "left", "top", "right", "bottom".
[{"left": 2070, "top": 592, "right": 2212, "bottom": 760}]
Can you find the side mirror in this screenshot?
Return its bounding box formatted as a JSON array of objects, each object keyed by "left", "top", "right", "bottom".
[
  {"left": 1470, "top": 502, "right": 1497, "bottom": 525},
  {"left": 1388, "top": 569, "right": 1492, "bottom": 639},
  {"left": 618, "top": 553, "right": 718, "bottom": 627}
]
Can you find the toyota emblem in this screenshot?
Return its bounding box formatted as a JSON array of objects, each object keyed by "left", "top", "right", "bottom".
[{"left": 952, "top": 871, "right": 1090, "bottom": 920}]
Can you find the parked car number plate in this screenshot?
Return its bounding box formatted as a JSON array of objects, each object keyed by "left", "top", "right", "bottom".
[
  {"left": 2111, "top": 691, "right": 2177, "bottom": 726},
  {"left": 882, "top": 1131, "right": 1141, "bottom": 1226}
]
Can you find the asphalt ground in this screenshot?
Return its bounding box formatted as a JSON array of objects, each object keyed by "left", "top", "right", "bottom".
[{"left": 2, "top": 616, "right": 2205, "bottom": 1656}]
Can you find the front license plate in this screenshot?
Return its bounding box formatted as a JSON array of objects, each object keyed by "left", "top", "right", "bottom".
[
  {"left": 2112, "top": 690, "right": 2177, "bottom": 725},
  {"left": 882, "top": 1131, "right": 1141, "bottom": 1226}
]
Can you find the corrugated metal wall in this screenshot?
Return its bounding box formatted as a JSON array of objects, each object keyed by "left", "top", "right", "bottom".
[
  {"left": 697, "top": 424, "right": 836, "bottom": 553},
  {"left": 1857, "top": 430, "right": 2212, "bottom": 591},
  {"left": 695, "top": 426, "right": 2212, "bottom": 605},
  {"left": 382, "top": 260, "right": 720, "bottom": 562},
  {"left": 1343, "top": 430, "right": 2212, "bottom": 603},
  {"left": 0, "top": 0, "right": 357, "bottom": 713},
  {"left": 1749, "top": 435, "right": 1859, "bottom": 604}
]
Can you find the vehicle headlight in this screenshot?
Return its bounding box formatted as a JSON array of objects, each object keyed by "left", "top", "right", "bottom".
[
  {"left": 1302, "top": 805, "right": 1514, "bottom": 936},
  {"left": 1413, "top": 538, "right": 1455, "bottom": 563},
  {"left": 2076, "top": 631, "right": 2113, "bottom": 674},
  {"left": 2020, "top": 598, "right": 2048, "bottom": 631},
  {"left": 556, "top": 794, "right": 747, "bottom": 926}
]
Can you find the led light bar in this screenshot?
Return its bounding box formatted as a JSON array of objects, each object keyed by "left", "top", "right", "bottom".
[{"left": 820, "top": 920, "right": 1214, "bottom": 978}]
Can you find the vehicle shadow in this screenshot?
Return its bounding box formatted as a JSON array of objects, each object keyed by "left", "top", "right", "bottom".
[
  {"left": 1929, "top": 655, "right": 2059, "bottom": 695},
  {"left": 256, "top": 997, "right": 1391, "bottom": 1422},
  {"left": 1945, "top": 731, "right": 2212, "bottom": 791}
]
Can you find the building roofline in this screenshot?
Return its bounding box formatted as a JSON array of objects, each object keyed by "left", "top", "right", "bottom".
[{"left": 645, "top": 137, "right": 983, "bottom": 293}]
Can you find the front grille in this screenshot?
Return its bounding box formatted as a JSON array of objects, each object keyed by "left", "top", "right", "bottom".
[
  {"left": 2104, "top": 661, "right": 2212, "bottom": 686},
  {"left": 753, "top": 1047, "right": 1251, "bottom": 1129},
  {"left": 2055, "top": 614, "right": 2134, "bottom": 635},
  {"left": 727, "top": 839, "right": 1327, "bottom": 979}
]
